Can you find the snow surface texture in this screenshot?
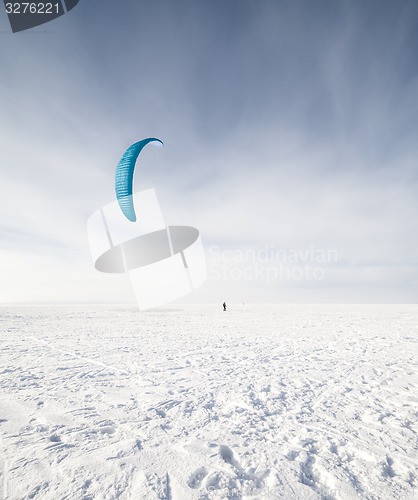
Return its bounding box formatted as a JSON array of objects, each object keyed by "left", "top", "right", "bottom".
[{"left": 0, "top": 304, "right": 417, "bottom": 500}]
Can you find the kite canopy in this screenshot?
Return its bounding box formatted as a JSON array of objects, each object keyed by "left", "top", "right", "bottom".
[{"left": 115, "top": 138, "right": 163, "bottom": 222}]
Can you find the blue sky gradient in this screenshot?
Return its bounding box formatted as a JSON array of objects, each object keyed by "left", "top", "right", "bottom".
[{"left": 1, "top": 0, "right": 418, "bottom": 302}]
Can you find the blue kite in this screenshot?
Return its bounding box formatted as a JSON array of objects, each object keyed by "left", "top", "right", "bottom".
[{"left": 115, "top": 138, "right": 163, "bottom": 222}]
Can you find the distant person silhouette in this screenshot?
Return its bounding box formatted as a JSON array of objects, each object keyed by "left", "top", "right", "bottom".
[{"left": 223, "top": 302, "right": 226, "bottom": 311}]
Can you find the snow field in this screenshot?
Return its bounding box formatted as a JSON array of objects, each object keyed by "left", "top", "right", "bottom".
[{"left": 0, "top": 304, "right": 417, "bottom": 499}]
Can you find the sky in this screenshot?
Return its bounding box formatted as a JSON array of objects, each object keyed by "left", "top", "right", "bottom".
[{"left": 1, "top": 0, "right": 418, "bottom": 304}]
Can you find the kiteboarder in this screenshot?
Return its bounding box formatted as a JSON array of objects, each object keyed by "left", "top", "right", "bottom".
[{"left": 223, "top": 302, "right": 226, "bottom": 311}]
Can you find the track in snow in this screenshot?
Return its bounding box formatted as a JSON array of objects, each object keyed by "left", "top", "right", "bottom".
[{"left": 0, "top": 304, "right": 417, "bottom": 499}]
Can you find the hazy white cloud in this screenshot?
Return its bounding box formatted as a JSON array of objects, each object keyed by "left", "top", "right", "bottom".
[{"left": 1, "top": 0, "right": 417, "bottom": 303}]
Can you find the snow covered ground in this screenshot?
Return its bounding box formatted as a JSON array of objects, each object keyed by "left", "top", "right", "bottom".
[{"left": 0, "top": 304, "right": 417, "bottom": 499}]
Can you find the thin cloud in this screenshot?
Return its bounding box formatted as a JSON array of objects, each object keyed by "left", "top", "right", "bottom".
[{"left": 1, "top": 0, "right": 417, "bottom": 302}]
